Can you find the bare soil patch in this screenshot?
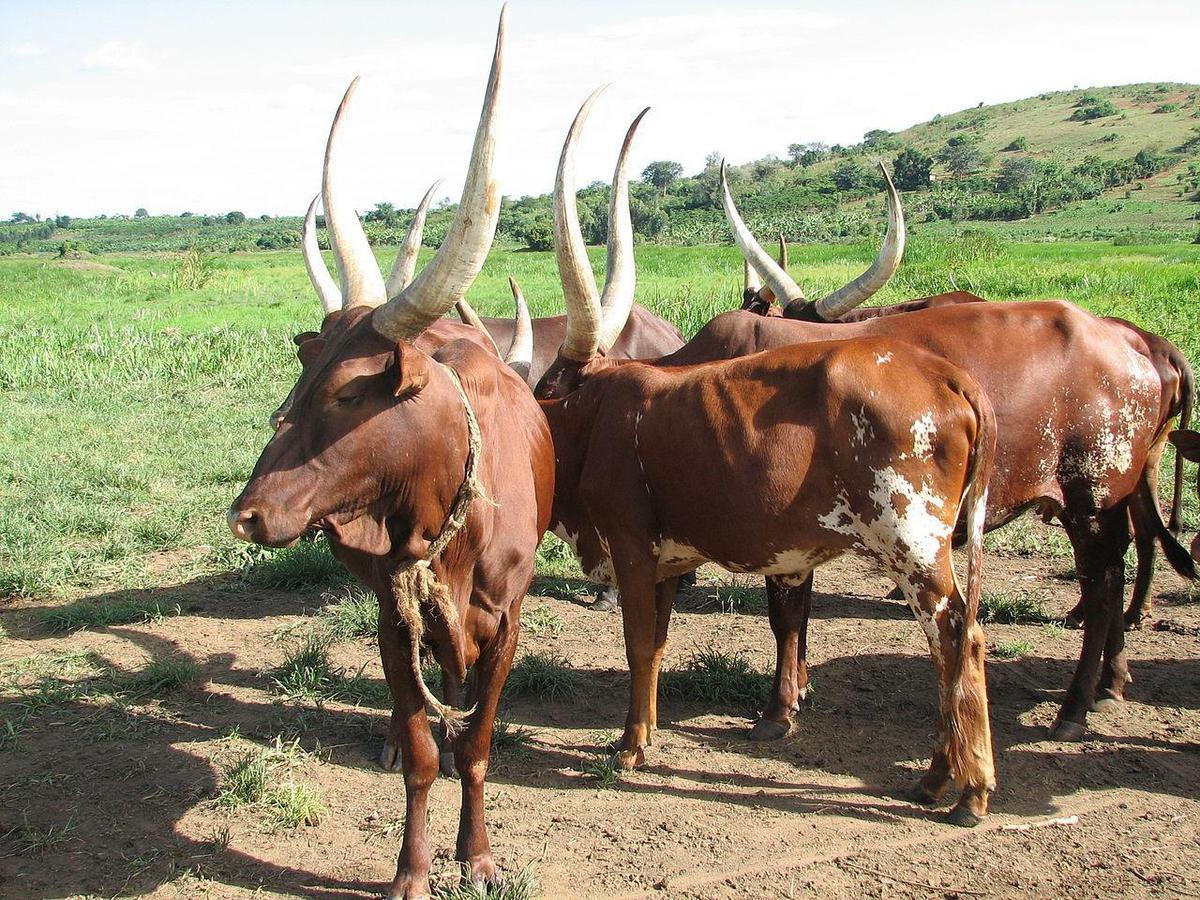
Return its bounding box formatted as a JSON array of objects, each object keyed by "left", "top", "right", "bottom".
[{"left": 1, "top": 542, "right": 1198, "bottom": 899}]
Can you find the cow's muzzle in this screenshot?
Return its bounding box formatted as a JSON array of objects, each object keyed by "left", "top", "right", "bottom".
[{"left": 225, "top": 505, "right": 303, "bottom": 548}]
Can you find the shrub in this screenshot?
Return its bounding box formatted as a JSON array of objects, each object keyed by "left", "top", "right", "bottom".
[
  {"left": 1155, "top": 103, "right": 1179, "bottom": 113},
  {"left": 1070, "top": 100, "right": 1118, "bottom": 121},
  {"left": 1003, "top": 136, "right": 1028, "bottom": 151}
]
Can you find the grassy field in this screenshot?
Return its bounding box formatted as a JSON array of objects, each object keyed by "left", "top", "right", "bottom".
[{"left": 0, "top": 239, "right": 1196, "bottom": 605}]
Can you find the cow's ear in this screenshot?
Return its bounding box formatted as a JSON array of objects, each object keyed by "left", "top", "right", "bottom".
[
  {"left": 392, "top": 342, "right": 430, "bottom": 399},
  {"left": 293, "top": 331, "right": 320, "bottom": 347},
  {"left": 296, "top": 336, "right": 326, "bottom": 369},
  {"left": 1170, "top": 429, "right": 1200, "bottom": 462}
]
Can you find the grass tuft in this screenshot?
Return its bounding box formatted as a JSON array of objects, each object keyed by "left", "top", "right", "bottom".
[
  {"left": 661, "top": 648, "right": 771, "bottom": 708},
  {"left": 992, "top": 640, "right": 1035, "bottom": 659},
  {"left": 490, "top": 716, "right": 537, "bottom": 757},
  {"left": 433, "top": 861, "right": 539, "bottom": 900},
  {"left": 119, "top": 657, "right": 199, "bottom": 697},
  {"left": 271, "top": 635, "right": 388, "bottom": 705},
  {"left": 520, "top": 605, "right": 564, "bottom": 638},
  {"left": 263, "top": 782, "right": 324, "bottom": 828},
  {"left": 239, "top": 539, "right": 349, "bottom": 591},
  {"left": 318, "top": 587, "right": 378, "bottom": 641},
  {"left": 505, "top": 652, "right": 581, "bottom": 702},
  {"left": 979, "top": 590, "right": 1054, "bottom": 625},
  {"left": 40, "top": 597, "right": 182, "bottom": 632}
]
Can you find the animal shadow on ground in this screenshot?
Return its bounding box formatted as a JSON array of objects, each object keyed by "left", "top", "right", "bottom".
[{"left": 2, "top": 575, "right": 1198, "bottom": 896}]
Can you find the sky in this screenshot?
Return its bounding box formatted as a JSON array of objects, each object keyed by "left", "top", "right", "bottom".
[{"left": 1, "top": 0, "right": 1197, "bottom": 218}]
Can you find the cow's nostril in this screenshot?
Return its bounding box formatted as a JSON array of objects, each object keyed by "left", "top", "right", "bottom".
[{"left": 226, "top": 507, "right": 259, "bottom": 541}]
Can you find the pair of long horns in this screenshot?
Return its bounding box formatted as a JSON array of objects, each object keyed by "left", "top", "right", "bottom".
[
  {"left": 557, "top": 88, "right": 647, "bottom": 362},
  {"left": 300, "top": 8, "right": 506, "bottom": 341},
  {"left": 722, "top": 160, "right": 905, "bottom": 320}
]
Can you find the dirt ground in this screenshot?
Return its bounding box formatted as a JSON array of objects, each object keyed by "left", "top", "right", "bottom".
[{"left": 1, "top": 540, "right": 1198, "bottom": 900}]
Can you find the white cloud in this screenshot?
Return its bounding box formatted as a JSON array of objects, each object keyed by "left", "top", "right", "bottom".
[
  {"left": 83, "top": 40, "right": 154, "bottom": 73},
  {"left": 4, "top": 42, "right": 43, "bottom": 59}
]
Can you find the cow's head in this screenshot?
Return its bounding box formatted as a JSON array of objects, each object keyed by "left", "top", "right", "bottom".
[
  {"left": 533, "top": 89, "right": 646, "bottom": 401},
  {"left": 228, "top": 14, "right": 515, "bottom": 551},
  {"left": 723, "top": 161, "right": 906, "bottom": 322}
]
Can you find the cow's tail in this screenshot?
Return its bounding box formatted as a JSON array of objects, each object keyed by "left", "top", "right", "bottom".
[
  {"left": 393, "top": 564, "right": 475, "bottom": 736},
  {"left": 947, "top": 383, "right": 997, "bottom": 791},
  {"left": 1134, "top": 467, "right": 1197, "bottom": 582},
  {"left": 1167, "top": 352, "right": 1194, "bottom": 534}
]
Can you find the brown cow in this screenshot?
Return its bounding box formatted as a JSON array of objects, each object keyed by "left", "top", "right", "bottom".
[
  {"left": 531, "top": 94, "right": 998, "bottom": 826},
  {"left": 710, "top": 173, "right": 1197, "bottom": 743},
  {"left": 227, "top": 16, "right": 555, "bottom": 897},
  {"left": 740, "top": 225, "right": 1193, "bottom": 630}
]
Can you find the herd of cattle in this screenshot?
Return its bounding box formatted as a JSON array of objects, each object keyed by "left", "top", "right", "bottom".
[{"left": 223, "top": 12, "right": 1197, "bottom": 897}]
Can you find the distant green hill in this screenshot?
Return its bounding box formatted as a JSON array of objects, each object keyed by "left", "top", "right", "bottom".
[{"left": 4, "top": 82, "right": 1198, "bottom": 256}]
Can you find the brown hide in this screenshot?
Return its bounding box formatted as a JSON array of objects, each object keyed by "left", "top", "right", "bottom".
[
  {"left": 230, "top": 306, "right": 553, "bottom": 888},
  {"left": 465, "top": 303, "right": 684, "bottom": 386},
  {"left": 541, "top": 338, "right": 998, "bottom": 823},
  {"left": 1169, "top": 430, "right": 1200, "bottom": 560},
  {"left": 664, "top": 302, "right": 1195, "bottom": 738}
]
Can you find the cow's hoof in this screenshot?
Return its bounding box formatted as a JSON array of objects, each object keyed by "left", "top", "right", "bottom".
[
  {"left": 947, "top": 805, "right": 983, "bottom": 828},
  {"left": 591, "top": 592, "right": 620, "bottom": 613},
  {"left": 907, "top": 782, "right": 947, "bottom": 808},
  {"left": 1063, "top": 612, "right": 1085, "bottom": 630},
  {"left": 613, "top": 747, "right": 645, "bottom": 771},
  {"left": 386, "top": 870, "right": 431, "bottom": 900},
  {"left": 1123, "top": 614, "right": 1145, "bottom": 631},
  {"left": 747, "top": 717, "right": 791, "bottom": 742},
  {"left": 439, "top": 749, "right": 457, "bottom": 778},
  {"left": 379, "top": 739, "right": 402, "bottom": 772},
  {"left": 1092, "top": 696, "right": 1120, "bottom": 713},
  {"left": 1048, "top": 717, "right": 1086, "bottom": 742}
]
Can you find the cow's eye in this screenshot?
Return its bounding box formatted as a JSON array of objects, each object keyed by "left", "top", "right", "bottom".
[{"left": 334, "top": 394, "right": 360, "bottom": 407}]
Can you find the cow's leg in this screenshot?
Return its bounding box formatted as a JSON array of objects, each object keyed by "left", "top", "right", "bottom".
[
  {"left": 377, "top": 600, "right": 407, "bottom": 773},
  {"left": 613, "top": 565, "right": 673, "bottom": 770},
  {"left": 452, "top": 604, "right": 519, "bottom": 886},
  {"left": 439, "top": 670, "right": 466, "bottom": 777},
  {"left": 900, "top": 571, "right": 993, "bottom": 827},
  {"left": 377, "top": 621, "right": 440, "bottom": 900},
  {"left": 1122, "top": 504, "right": 1157, "bottom": 630},
  {"left": 1050, "top": 507, "right": 1130, "bottom": 741},
  {"left": 646, "top": 576, "right": 678, "bottom": 734},
  {"left": 750, "top": 573, "right": 813, "bottom": 742}
]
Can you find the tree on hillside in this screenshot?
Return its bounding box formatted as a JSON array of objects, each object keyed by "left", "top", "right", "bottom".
[
  {"left": 936, "top": 134, "right": 985, "bottom": 178},
  {"left": 642, "top": 161, "right": 684, "bottom": 196},
  {"left": 10, "top": 212, "right": 36, "bottom": 223},
  {"left": 224, "top": 210, "right": 246, "bottom": 225},
  {"left": 892, "top": 147, "right": 934, "bottom": 190},
  {"left": 54, "top": 214, "right": 72, "bottom": 229},
  {"left": 135, "top": 208, "right": 149, "bottom": 218},
  {"left": 787, "top": 142, "right": 829, "bottom": 167}
]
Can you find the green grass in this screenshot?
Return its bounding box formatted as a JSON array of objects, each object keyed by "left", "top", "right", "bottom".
[
  {"left": 504, "top": 652, "right": 581, "bottom": 702},
  {"left": 0, "top": 241, "right": 1195, "bottom": 611},
  {"left": 270, "top": 635, "right": 389, "bottom": 705},
  {"left": 979, "top": 590, "right": 1055, "bottom": 625},
  {"left": 992, "top": 640, "right": 1035, "bottom": 660},
  {"left": 432, "top": 862, "right": 539, "bottom": 900},
  {"left": 40, "top": 596, "right": 182, "bottom": 632},
  {"left": 660, "top": 648, "right": 771, "bottom": 708},
  {"left": 118, "top": 657, "right": 199, "bottom": 697},
  {"left": 215, "top": 736, "right": 322, "bottom": 827},
  {"left": 520, "top": 605, "right": 565, "bottom": 638},
  {"left": 317, "top": 587, "right": 379, "bottom": 641},
  {"left": 490, "top": 716, "right": 537, "bottom": 757}
]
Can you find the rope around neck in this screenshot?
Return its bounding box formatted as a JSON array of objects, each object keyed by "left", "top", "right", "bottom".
[{"left": 391, "top": 363, "right": 490, "bottom": 734}]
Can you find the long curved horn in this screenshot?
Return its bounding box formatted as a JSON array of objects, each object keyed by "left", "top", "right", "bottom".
[
  {"left": 815, "top": 162, "right": 906, "bottom": 320},
  {"left": 322, "top": 78, "right": 388, "bottom": 309},
  {"left": 372, "top": 8, "right": 506, "bottom": 341},
  {"left": 455, "top": 298, "right": 500, "bottom": 355},
  {"left": 554, "top": 86, "right": 607, "bottom": 362},
  {"left": 385, "top": 179, "right": 443, "bottom": 297},
  {"left": 743, "top": 258, "right": 761, "bottom": 296},
  {"left": 595, "top": 107, "right": 649, "bottom": 353},
  {"left": 720, "top": 161, "right": 807, "bottom": 304},
  {"left": 504, "top": 277, "right": 533, "bottom": 380},
  {"left": 302, "top": 193, "right": 342, "bottom": 315},
  {"left": 778, "top": 233, "right": 788, "bottom": 270}
]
